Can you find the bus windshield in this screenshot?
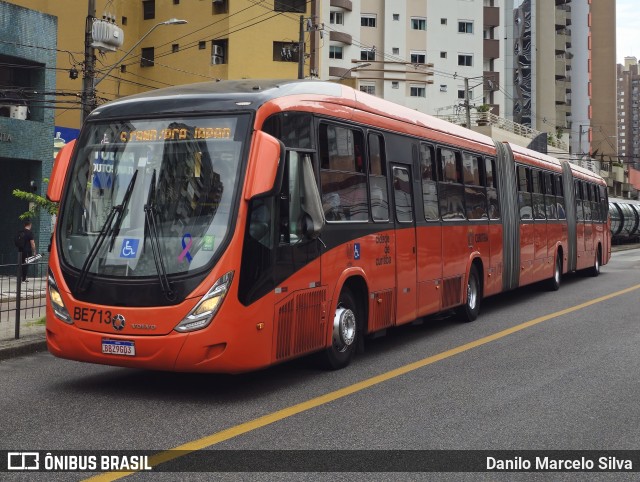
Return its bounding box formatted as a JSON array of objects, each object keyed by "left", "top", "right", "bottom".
[{"left": 59, "top": 114, "right": 250, "bottom": 278}]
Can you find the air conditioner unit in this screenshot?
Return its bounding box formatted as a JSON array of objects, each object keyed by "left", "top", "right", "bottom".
[
  {"left": 212, "top": 55, "right": 224, "bottom": 65},
  {"left": 212, "top": 45, "right": 224, "bottom": 56}
]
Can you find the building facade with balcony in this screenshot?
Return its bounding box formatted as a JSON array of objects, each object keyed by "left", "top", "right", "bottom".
[
  {"left": 0, "top": 2, "right": 57, "bottom": 260},
  {"left": 319, "top": 0, "right": 495, "bottom": 117}
]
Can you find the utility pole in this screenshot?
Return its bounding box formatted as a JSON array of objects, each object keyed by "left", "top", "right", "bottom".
[
  {"left": 81, "top": 0, "right": 96, "bottom": 123},
  {"left": 464, "top": 77, "right": 471, "bottom": 129},
  {"left": 298, "top": 15, "right": 305, "bottom": 79}
]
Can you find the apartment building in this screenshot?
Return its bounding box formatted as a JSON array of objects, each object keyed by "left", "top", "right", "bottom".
[
  {"left": 321, "top": 0, "right": 504, "bottom": 116},
  {"left": 616, "top": 58, "right": 640, "bottom": 198},
  {"left": 7, "top": 0, "right": 315, "bottom": 131}
]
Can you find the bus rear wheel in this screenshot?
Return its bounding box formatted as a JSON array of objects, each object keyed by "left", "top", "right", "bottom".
[
  {"left": 588, "top": 247, "right": 601, "bottom": 277},
  {"left": 321, "top": 289, "right": 359, "bottom": 370},
  {"left": 457, "top": 265, "right": 481, "bottom": 323},
  {"left": 547, "top": 252, "right": 562, "bottom": 291}
]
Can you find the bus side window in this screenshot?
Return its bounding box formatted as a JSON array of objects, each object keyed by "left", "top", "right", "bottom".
[
  {"left": 556, "top": 175, "right": 566, "bottom": 219},
  {"left": 462, "top": 152, "right": 487, "bottom": 220},
  {"left": 582, "top": 181, "right": 592, "bottom": 221},
  {"left": 438, "top": 147, "right": 464, "bottom": 220},
  {"left": 517, "top": 165, "right": 533, "bottom": 220},
  {"left": 319, "top": 123, "right": 368, "bottom": 222},
  {"left": 420, "top": 143, "right": 439, "bottom": 221},
  {"left": 544, "top": 172, "right": 557, "bottom": 219},
  {"left": 531, "top": 169, "right": 546, "bottom": 220},
  {"left": 368, "top": 133, "right": 389, "bottom": 221},
  {"left": 485, "top": 157, "right": 500, "bottom": 219},
  {"left": 575, "top": 181, "right": 584, "bottom": 222}
]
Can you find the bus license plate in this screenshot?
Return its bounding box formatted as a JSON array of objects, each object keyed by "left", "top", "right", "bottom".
[{"left": 102, "top": 339, "right": 136, "bottom": 356}]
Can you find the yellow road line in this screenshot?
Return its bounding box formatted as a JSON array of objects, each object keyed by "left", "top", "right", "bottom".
[{"left": 84, "top": 283, "right": 640, "bottom": 481}]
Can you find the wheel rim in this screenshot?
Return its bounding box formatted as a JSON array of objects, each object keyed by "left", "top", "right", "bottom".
[
  {"left": 332, "top": 307, "right": 356, "bottom": 353},
  {"left": 595, "top": 255, "right": 600, "bottom": 272},
  {"left": 467, "top": 276, "right": 478, "bottom": 310},
  {"left": 554, "top": 258, "right": 561, "bottom": 284}
]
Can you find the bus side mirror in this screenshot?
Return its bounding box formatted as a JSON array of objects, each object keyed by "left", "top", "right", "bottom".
[
  {"left": 244, "top": 131, "right": 283, "bottom": 200},
  {"left": 47, "top": 139, "right": 76, "bottom": 203}
]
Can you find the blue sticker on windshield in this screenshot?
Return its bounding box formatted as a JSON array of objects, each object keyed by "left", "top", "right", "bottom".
[{"left": 120, "top": 239, "right": 139, "bottom": 258}]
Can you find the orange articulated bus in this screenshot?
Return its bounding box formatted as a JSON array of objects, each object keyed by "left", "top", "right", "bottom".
[{"left": 45, "top": 80, "right": 611, "bottom": 373}]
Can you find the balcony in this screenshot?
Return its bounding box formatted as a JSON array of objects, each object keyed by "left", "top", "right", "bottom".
[
  {"left": 555, "top": 59, "right": 567, "bottom": 79},
  {"left": 484, "top": 39, "right": 499, "bottom": 60},
  {"left": 483, "top": 71, "right": 500, "bottom": 91},
  {"left": 484, "top": 6, "right": 500, "bottom": 27},
  {"left": 555, "top": 82, "right": 567, "bottom": 103},
  {"left": 329, "top": 31, "right": 352, "bottom": 45},
  {"left": 555, "top": 33, "right": 568, "bottom": 54},
  {"left": 556, "top": 9, "right": 567, "bottom": 29},
  {"left": 330, "top": 0, "right": 352, "bottom": 11}
]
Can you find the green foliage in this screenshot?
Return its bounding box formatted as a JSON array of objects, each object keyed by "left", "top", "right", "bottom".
[{"left": 12, "top": 179, "right": 58, "bottom": 220}]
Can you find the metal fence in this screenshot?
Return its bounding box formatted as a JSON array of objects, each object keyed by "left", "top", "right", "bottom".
[{"left": 0, "top": 254, "right": 48, "bottom": 340}]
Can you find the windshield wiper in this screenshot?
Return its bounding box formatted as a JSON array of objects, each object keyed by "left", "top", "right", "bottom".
[
  {"left": 108, "top": 170, "right": 139, "bottom": 252},
  {"left": 144, "top": 169, "right": 176, "bottom": 301},
  {"left": 75, "top": 171, "right": 138, "bottom": 293}
]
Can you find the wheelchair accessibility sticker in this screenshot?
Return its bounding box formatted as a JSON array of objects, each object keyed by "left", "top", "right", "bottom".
[
  {"left": 354, "top": 242, "right": 361, "bottom": 260},
  {"left": 120, "top": 239, "right": 140, "bottom": 258}
]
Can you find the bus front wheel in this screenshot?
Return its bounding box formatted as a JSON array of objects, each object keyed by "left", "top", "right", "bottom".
[
  {"left": 321, "top": 289, "right": 359, "bottom": 370},
  {"left": 457, "top": 265, "right": 481, "bottom": 323}
]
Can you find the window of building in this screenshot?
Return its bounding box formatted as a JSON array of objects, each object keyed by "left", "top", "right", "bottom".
[
  {"left": 173, "top": 0, "right": 179, "bottom": 4},
  {"left": 361, "top": 49, "right": 376, "bottom": 61},
  {"left": 393, "top": 14, "right": 400, "bottom": 21},
  {"left": 392, "top": 48, "right": 400, "bottom": 55},
  {"left": 361, "top": 14, "right": 377, "bottom": 27},
  {"left": 274, "top": 0, "right": 306, "bottom": 13},
  {"left": 140, "top": 47, "right": 155, "bottom": 67},
  {"left": 410, "top": 51, "right": 426, "bottom": 64},
  {"left": 441, "top": 18, "right": 447, "bottom": 25},
  {"left": 440, "top": 51, "right": 447, "bottom": 59},
  {"left": 392, "top": 81, "right": 399, "bottom": 89},
  {"left": 122, "top": 16, "right": 127, "bottom": 26},
  {"left": 410, "top": 85, "right": 426, "bottom": 97},
  {"left": 329, "top": 45, "right": 343, "bottom": 59},
  {"left": 142, "top": 0, "right": 155, "bottom": 20},
  {"left": 172, "top": 43, "right": 179, "bottom": 53},
  {"left": 274, "top": 42, "right": 298, "bottom": 62},
  {"left": 458, "top": 54, "right": 473, "bottom": 66},
  {"left": 330, "top": 11, "right": 344, "bottom": 25},
  {"left": 199, "top": 41, "right": 206, "bottom": 50},
  {"left": 458, "top": 21, "right": 473, "bottom": 33},
  {"left": 360, "top": 84, "right": 375, "bottom": 95},
  {"left": 411, "top": 17, "right": 427, "bottom": 30}
]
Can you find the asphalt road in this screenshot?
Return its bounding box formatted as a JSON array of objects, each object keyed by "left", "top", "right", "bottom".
[{"left": 1, "top": 248, "right": 639, "bottom": 480}]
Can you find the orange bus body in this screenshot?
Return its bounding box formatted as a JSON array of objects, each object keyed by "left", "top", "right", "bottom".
[{"left": 46, "top": 81, "right": 611, "bottom": 373}]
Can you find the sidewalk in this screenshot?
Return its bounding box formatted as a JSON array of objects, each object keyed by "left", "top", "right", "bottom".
[
  {"left": 0, "top": 275, "right": 48, "bottom": 360},
  {"left": 0, "top": 244, "right": 638, "bottom": 362}
]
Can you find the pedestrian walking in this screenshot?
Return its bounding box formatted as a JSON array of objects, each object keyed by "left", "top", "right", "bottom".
[{"left": 15, "top": 221, "right": 36, "bottom": 282}]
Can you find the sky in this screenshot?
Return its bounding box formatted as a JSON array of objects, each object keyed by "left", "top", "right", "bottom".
[{"left": 617, "top": 0, "right": 640, "bottom": 63}]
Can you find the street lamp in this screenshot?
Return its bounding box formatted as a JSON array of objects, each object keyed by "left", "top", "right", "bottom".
[{"left": 82, "top": 18, "right": 187, "bottom": 120}]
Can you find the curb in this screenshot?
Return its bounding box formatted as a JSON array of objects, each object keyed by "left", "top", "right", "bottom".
[{"left": 0, "top": 335, "right": 47, "bottom": 361}]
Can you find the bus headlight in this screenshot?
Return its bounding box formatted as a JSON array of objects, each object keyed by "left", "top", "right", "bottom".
[
  {"left": 175, "top": 271, "right": 234, "bottom": 333},
  {"left": 48, "top": 269, "right": 72, "bottom": 324}
]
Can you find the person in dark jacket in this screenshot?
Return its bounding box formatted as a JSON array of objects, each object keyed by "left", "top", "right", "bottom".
[{"left": 17, "top": 221, "right": 36, "bottom": 282}]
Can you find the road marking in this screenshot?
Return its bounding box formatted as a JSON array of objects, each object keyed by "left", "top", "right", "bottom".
[{"left": 84, "top": 283, "right": 640, "bottom": 481}]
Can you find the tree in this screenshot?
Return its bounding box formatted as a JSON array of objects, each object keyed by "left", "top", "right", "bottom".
[{"left": 12, "top": 179, "right": 58, "bottom": 220}]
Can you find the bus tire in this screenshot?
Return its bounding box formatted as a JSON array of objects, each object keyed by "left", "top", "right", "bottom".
[
  {"left": 588, "top": 247, "right": 601, "bottom": 277},
  {"left": 547, "top": 252, "right": 562, "bottom": 291},
  {"left": 321, "top": 289, "right": 359, "bottom": 370},
  {"left": 457, "top": 264, "right": 481, "bottom": 323}
]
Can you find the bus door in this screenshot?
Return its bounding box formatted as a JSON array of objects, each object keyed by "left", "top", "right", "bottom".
[
  {"left": 391, "top": 164, "right": 417, "bottom": 325},
  {"left": 583, "top": 182, "right": 594, "bottom": 256}
]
